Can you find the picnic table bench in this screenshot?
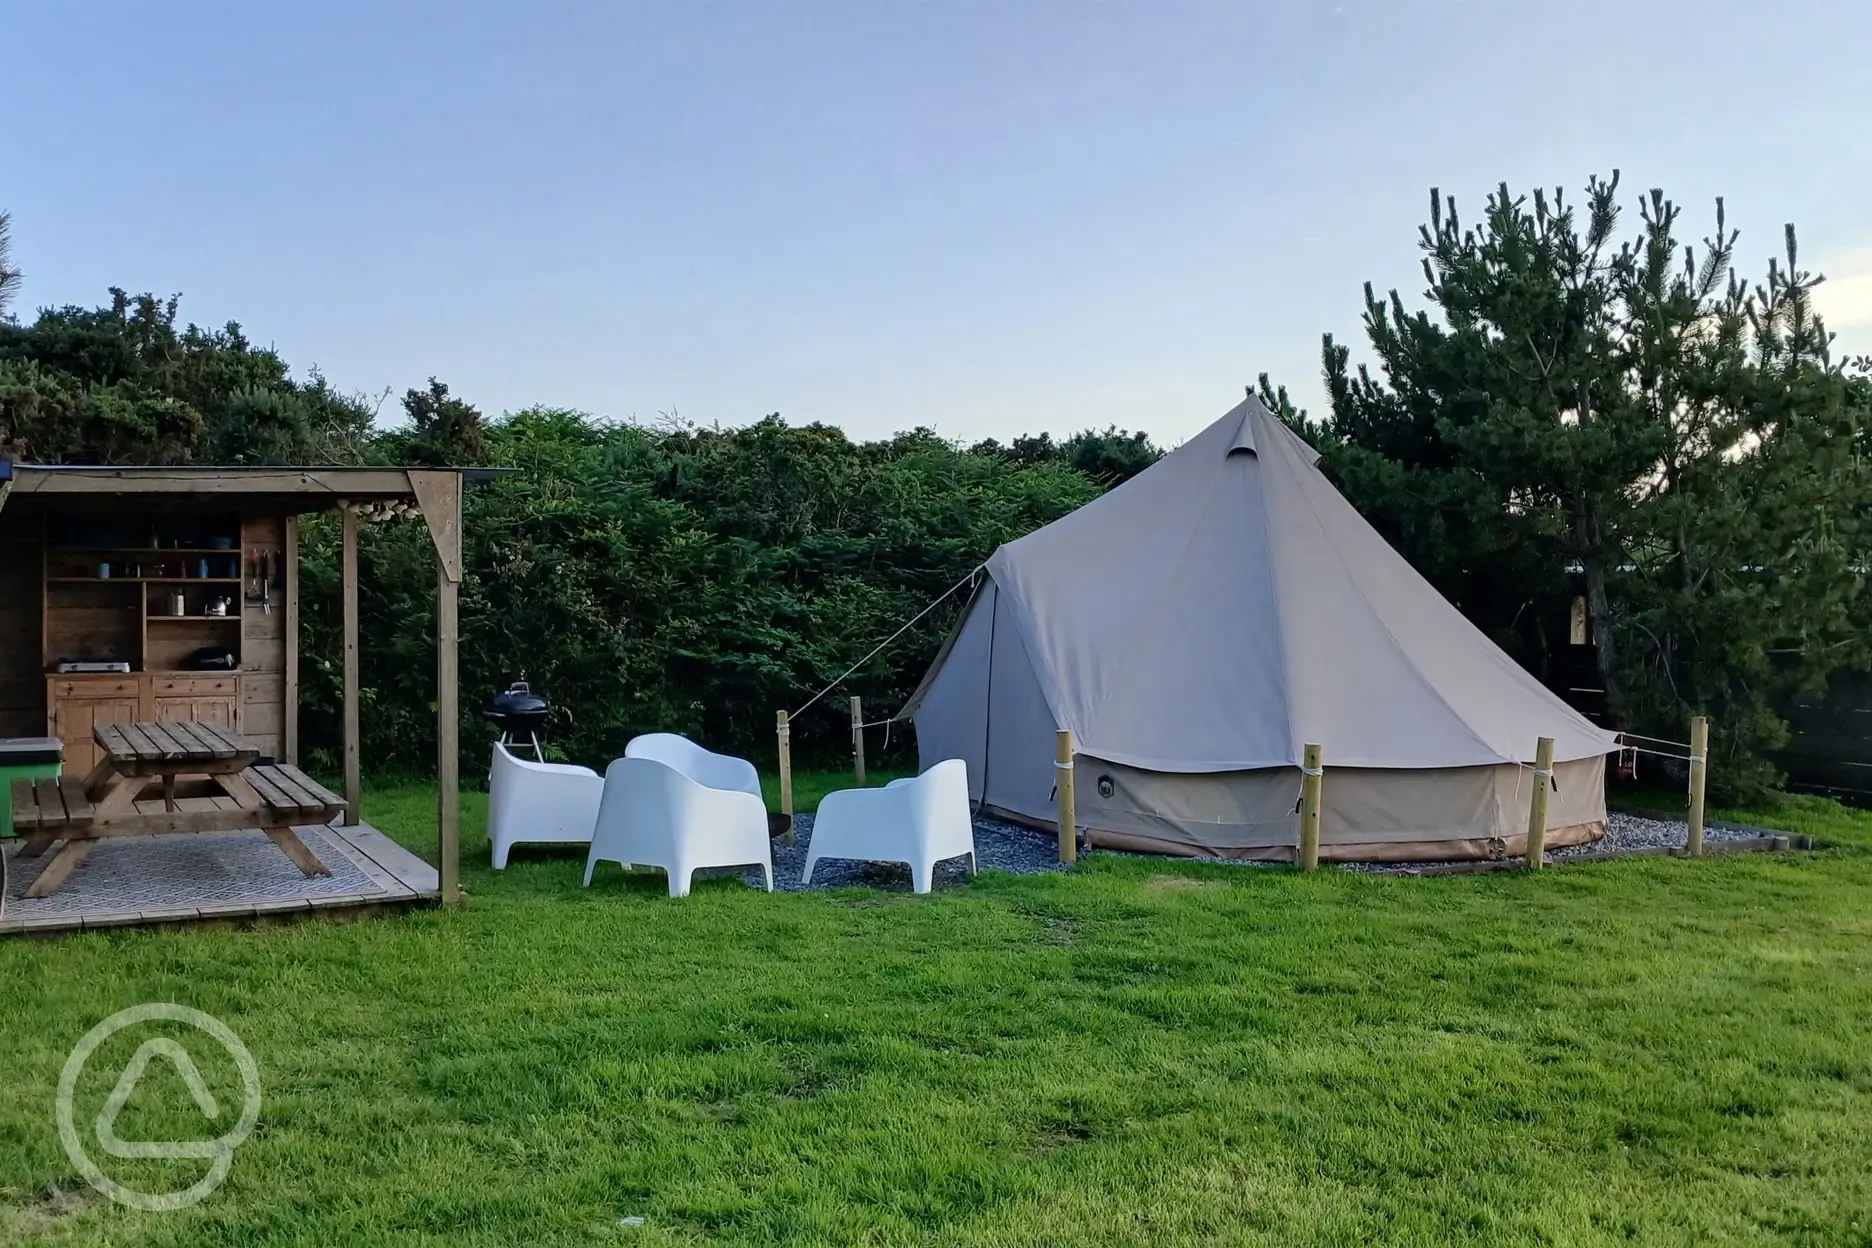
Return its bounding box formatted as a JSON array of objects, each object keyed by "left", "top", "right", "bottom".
[{"left": 10, "top": 722, "right": 346, "bottom": 898}]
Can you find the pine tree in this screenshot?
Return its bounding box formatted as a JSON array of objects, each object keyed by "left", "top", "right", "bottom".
[{"left": 1314, "top": 176, "right": 1872, "bottom": 794}]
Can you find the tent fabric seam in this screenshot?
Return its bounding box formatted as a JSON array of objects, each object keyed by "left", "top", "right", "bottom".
[{"left": 1277, "top": 430, "right": 1511, "bottom": 767}]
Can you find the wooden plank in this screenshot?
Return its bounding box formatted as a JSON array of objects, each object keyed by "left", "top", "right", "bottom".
[
  {"left": 14, "top": 465, "right": 430, "bottom": 497},
  {"left": 204, "top": 721, "right": 259, "bottom": 758},
  {"left": 79, "top": 757, "right": 114, "bottom": 796},
  {"left": 111, "top": 722, "right": 163, "bottom": 761},
  {"left": 91, "top": 772, "right": 149, "bottom": 821},
  {"left": 242, "top": 765, "right": 302, "bottom": 811},
  {"left": 263, "top": 826, "right": 333, "bottom": 878},
  {"left": 66, "top": 805, "right": 340, "bottom": 836},
  {"left": 189, "top": 721, "right": 241, "bottom": 758},
  {"left": 10, "top": 778, "right": 36, "bottom": 827},
  {"left": 141, "top": 721, "right": 200, "bottom": 759},
  {"left": 152, "top": 720, "right": 205, "bottom": 759},
  {"left": 342, "top": 503, "right": 360, "bottom": 825},
  {"left": 93, "top": 722, "right": 139, "bottom": 763},
  {"left": 329, "top": 821, "right": 440, "bottom": 896},
  {"left": 163, "top": 720, "right": 221, "bottom": 758},
  {"left": 217, "top": 770, "right": 264, "bottom": 810},
  {"left": 110, "top": 754, "right": 253, "bottom": 779},
  {"left": 24, "top": 837, "right": 95, "bottom": 898},
  {"left": 40, "top": 776, "right": 94, "bottom": 827},
  {"left": 270, "top": 764, "right": 342, "bottom": 808},
  {"left": 127, "top": 721, "right": 181, "bottom": 759},
  {"left": 33, "top": 777, "right": 61, "bottom": 825},
  {"left": 284, "top": 514, "right": 298, "bottom": 764},
  {"left": 254, "top": 765, "right": 324, "bottom": 812}
]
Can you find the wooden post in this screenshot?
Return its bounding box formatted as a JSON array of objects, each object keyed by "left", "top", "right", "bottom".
[
  {"left": 340, "top": 503, "right": 360, "bottom": 826},
  {"left": 411, "top": 470, "right": 465, "bottom": 909},
  {"left": 776, "top": 710, "right": 795, "bottom": 846},
  {"left": 437, "top": 566, "right": 460, "bottom": 906},
  {"left": 1526, "top": 736, "right": 1555, "bottom": 870},
  {"left": 1687, "top": 715, "right": 1709, "bottom": 857},
  {"left": 1056, "top": 729, "right": 1076, "bottom": 865},
  {"left": 850, "top": 695, "right": 866, "bottom": 787},
  {"left": 283, "top": 514, "right": 300, "bottom": 766},
  {"left": 1298, "top": 743, "right": 1323, "bottom": 871}
]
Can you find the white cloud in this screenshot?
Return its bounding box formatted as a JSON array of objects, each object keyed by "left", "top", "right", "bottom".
[{"left": 1814, "top": 249, "right": 1872, "bottom": 329}]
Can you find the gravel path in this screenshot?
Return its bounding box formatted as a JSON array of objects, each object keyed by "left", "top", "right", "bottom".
[
  {"left": 1341, "top": 809, "right": 1752, "bottom": 873},
  {"left": 688, "top": 807, "right": 1753, "bottom": 893},
  {"left": 712, "top": 813, "right": 1067, "bottom": 894}
]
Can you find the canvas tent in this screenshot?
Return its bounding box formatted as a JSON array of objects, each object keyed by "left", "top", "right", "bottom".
[{"left": 904, "top": 396, "right": 1620, "bottom": 862}]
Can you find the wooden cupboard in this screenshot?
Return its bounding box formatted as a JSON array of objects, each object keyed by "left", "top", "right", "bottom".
[{"left": 7, "top": 509, "right": 290, "bottom": 768}]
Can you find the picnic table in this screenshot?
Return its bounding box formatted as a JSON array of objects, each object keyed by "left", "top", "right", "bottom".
[{"left": 9, "top": 721, "right": 346, "bottom": 899}]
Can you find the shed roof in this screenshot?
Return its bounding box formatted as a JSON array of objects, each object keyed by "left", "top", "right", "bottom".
[{"left": 0, "top": 462, "right": 511, "bottom": 512}]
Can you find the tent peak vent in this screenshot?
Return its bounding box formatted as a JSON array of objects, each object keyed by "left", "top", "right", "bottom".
[{"left": 1226, "top": 409, "right": 1258, "bottom": 457}]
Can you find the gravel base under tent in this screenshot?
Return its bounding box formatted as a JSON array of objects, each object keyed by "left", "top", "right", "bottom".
[{"left": 701, "top": 808, "right": 1748, "bottom": 894}]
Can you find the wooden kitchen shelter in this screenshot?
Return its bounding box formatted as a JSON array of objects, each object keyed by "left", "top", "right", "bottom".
[{"left": 0, "top": 462, "right": 503, "bottom": 910}]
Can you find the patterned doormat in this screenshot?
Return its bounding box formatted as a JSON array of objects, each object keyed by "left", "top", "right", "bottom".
[{"left": 3, "top": 826, "right": 385, "bottom": 921}]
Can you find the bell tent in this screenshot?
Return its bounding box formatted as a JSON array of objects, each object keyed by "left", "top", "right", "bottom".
[{"left": 904, "top": 395, "right": 1619, "bottom": 862}]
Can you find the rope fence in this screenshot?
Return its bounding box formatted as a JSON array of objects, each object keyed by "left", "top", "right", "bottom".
[{"left": 787, "top": 567, "right": 981, "bottom": 721}]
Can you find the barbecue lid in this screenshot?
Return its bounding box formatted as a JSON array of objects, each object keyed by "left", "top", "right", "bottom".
[{"left": 485, "top": 680, "right": 549, "bottom": 718}]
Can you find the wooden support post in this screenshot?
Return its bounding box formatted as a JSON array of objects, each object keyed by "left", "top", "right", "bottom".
[
  {"left": 283, "top": 514, "right": 300, "bottom": 766},
  {"left": 437, "top": 564, "right": 459, "bottom": 905},
  {"left": 1687, "top": 715, "right": 1709, "bottom": 857},
  {"left": 851, "top": 695, "right": 866, "bottom": 787},
  {"left": 411, "top": 470, "right": 466, "bottom": 909},
  {"left": 1526, "top": 736, "right": 1555, "bottom": 870},
  {"left": 340, "top": 503, "right": 360, "bottom": 826},
  {"left": 1298, "top": 743, "right": 1323, "bottom": 871},
  {"left": 1056, "top": 729, "right": 1077, "bottom": 865},
  {"left": 776, "top": 710, "right": 795, "bottom": 846}
]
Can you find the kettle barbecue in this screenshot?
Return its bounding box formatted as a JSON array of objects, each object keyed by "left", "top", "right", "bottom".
[{"left": 484, "top": 680, "right": 549, "bottom": 758}]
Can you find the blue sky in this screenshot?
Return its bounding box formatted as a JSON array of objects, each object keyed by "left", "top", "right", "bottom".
[{"left": 7, "top": 1, "right": 1872, "bottom": 447}]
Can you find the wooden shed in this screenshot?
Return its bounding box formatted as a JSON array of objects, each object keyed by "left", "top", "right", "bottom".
[{"left": 0, "top": 461, "right": 502, "bottom": 917}]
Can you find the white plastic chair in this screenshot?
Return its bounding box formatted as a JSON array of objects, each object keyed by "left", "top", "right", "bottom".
[
  {"left": 804, "top": 759, "right": 975, "bottom": 894},
  {"left": 624, "top": 732, "right": 763, "bottom": 800},
  {"left": 488, "top": 741, "right": 604, "bottom": 869},
  {"left": 584, "top": 757, "right": 774, "bottom": 896}
]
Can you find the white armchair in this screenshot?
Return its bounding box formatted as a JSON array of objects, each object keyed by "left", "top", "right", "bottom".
[
  {"left": 584, "top": 757, "right": 774, "bottom": 897},
  {"left": 804, "top": 759, "right": 975, "bottom": 894},
  {"left": 488, "top": 741, "right": 604, "bottom": 869},
  {"left": 624, "top": 732, "right": 763, "bottom": 800}
]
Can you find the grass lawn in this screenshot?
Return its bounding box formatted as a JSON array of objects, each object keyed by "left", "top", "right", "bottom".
[{"left": 3, "top": 779, "right": 1871, "bottom": 1245}]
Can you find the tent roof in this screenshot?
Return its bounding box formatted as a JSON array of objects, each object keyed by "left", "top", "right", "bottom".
[{"left": 973, "top": 396, "right": 1616, "bottom": 771}]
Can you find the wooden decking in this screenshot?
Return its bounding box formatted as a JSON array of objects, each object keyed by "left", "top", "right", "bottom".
[{"left": 0, "top": 818, "right": 439, "bottom": 936}]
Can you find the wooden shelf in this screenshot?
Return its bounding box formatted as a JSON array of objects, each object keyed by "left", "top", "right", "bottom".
[
  {"left": 148, "top": 615, "right": 242, "bottom": 623},
  {"left": 48, "top": 577, "right": 242, "bottom": 584},
  {"left": 48, "top": 546, "right": 238, "bottom": 555}
]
